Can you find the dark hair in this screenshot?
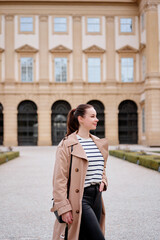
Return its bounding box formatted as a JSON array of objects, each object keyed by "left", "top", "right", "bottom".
[{"left": 66, "top": 104, "right": 93, "bottom": 136}]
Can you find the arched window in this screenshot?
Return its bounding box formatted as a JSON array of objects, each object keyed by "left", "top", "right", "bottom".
[
  {"left": 118, "top": 100, "right": 138, "bottom": 144},
  {"left": 18, "top": 100, "right": 38, "bottom": 146},
  {"left": 0, "top": 103, "right": 3, "bottom": 145},
  {"left": 51, "top": 100, "right": 71, "bottom": 145},
  {"left": 87, "top": 100, "right": 105, "bottom": 138}
]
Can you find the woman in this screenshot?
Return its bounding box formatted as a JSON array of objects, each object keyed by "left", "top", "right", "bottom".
[{"left": 51, "top": 104, "right": 108, "bottom": 240}]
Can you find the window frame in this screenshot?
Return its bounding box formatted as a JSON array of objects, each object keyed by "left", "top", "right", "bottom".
[
  {"left": 86, "top": 16, "right": 102, "bottom": 35},
  {"left": 18, "top": 53, "right": 36, "bottom": 83},
  {"left": 53, "top": 16, "right": 69, "bottom": 34},
  {"left": 86, "top": 54, "right": 103, "bottom": 83},
  {"left": 18, "top": 15, "right": 35, "bottom": 34},
  {"left": 52, "top": 53, "right": 69, "bottom": 82},
  {"left": 119, "top": 53, "right": 136, "bottom": 83},
  {"left": 119, "top": 16, "right": 135, "bottom": 35}
]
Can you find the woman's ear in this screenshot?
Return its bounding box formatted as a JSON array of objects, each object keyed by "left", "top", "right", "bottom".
[{"left": 77, "top": 115, "right": 83, "bottom": 124}]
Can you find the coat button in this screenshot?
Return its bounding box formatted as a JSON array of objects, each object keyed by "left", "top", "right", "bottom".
[
  {"left": 76, "top": 210, "right": 79, "bottom": 214},
  {"left": 75, "top": 189, "right": 79, "bottom": 193},
  {"left": 75, "top": 168, "right": 79, "bottom": 172}
]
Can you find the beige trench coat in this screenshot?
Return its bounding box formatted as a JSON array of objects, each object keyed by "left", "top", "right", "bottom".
[{"left": 51, "top": 131, "right": 108, "bottom": 240}]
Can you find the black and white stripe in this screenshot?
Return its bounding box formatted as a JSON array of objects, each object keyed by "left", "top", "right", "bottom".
[{"left": 77, "top": 135, "right": 104, "bottom": 188}]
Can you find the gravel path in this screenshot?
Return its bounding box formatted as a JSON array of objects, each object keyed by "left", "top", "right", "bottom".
[{"left": 0, "top": 146, "right": 160, "bottom": 240}]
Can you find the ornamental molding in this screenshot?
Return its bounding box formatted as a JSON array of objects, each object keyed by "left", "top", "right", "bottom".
[
  {"left": 15, "top": 44, "right": 38, "bottom": 53},
  {"left": 116, "top": 45, "right": 139, "bottom": 53},
  {"left": 139, "top": 43, "right": 146, "bottom": 51},
  {"left": 106, "top": 16, "right": 114, "bottom": 23},
  {"left": 39, "top": 15, "right": 48, "bottom": 22},
  {"left": 83, "top": 45, "right": 105, "bottom": 53},
  {"left": 72, "top": 15, "right": 82, "bottom": 22},
  {"left": 49, "top": 45, "right": 72, "bottom": 53},
  {"left": 143, "top": 1, "right": 158, "bottom": 12},
  {"left": 5, "top": 15, "right": 14, "bottom": 21},
  {"left": 0, "top": 48, "right": 4, "bottom": 53}
]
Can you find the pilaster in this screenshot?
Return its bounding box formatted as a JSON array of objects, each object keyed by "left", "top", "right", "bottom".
[
  {"left": 5, "top": 15, "right": 15, "bottom": 83},
  {"left": 3, "top": 109, "right": 17, "bottom": 146},
  {"left": 39, "top": 15, "right": 49, "bottom": 83},
  {"left": 106, "top": 16, "right": 115, "bottom": 82},
  {"left": 72, "top": 15, "right": 82, "bottom": 83}
]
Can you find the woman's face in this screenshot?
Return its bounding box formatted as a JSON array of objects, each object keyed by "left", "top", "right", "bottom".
[{"left": 78, "top": 107, "right": 99, "bottom": 131}]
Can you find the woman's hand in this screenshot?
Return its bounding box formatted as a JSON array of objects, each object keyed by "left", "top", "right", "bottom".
[
  {"left": 61, "top": 211, "right": 73, "bottom": 224},
  {"left": 99, "top": 181, "right": 105, "bottom": 192}
]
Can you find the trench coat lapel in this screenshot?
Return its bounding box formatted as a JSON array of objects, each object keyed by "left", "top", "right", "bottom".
[
  {"left": 65, "top": 131, "right": 108, "bottom": 162},
  {"left": 90, "top": 135, "right": 108, "bottom": 163},
  {"left": 65, "top": 132, "right": 88, "bottom": 161}
]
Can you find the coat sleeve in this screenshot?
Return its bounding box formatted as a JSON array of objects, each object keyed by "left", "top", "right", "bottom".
[
  {"left": 52, "top": 142, "right": 72, "bottom": 216},
  {"left": 102, "top": 143, "right": 108, "bottom": 191}
]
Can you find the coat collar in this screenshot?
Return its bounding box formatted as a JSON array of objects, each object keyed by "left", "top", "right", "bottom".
[{"left": 65, "top": 131, "right": 108, "bottom": 162}]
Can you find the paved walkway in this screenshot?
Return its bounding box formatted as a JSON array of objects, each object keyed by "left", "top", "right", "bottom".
[{"left": 0, "top": 146, "right": 160, "bottom": 240}]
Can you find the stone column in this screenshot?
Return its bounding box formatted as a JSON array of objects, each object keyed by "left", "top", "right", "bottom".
[
  {"left": 145, "top": 2, "right": 160, "bottom": 146},
  {"left": 5, "top": 15, "right": 15, "bottom": 83},
  {"left": 106, "top": 16, "right": 115, "bottom": 82},
  {"left": 39, "top": 15, "right": 49, "bottom": 83},
  {"left": 72, "top": 15, "right": 82, "bottom": 83},
  {"left": 145, "top": 3, "right": 159, "bottom": 73},
  {"left": 3, "top": 101, "right": 17, "bottom": 146},
  {"left": 105, "top": 106, "right": 119, "bottom": 145},
  {"left": 38, "top": 99, "right": 51, "bottom": 145}
]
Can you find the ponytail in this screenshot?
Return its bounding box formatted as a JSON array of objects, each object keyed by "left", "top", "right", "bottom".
[
  {"left": 67, "top": 109, "right": 79, "bottom": 136},
  {"left": 66, "top": 104, "right": 93, "bottom": 136}
]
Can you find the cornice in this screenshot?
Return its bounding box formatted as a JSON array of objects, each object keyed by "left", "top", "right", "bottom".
[
  {"left": 0, "top": 0, "right": 138, "bottom": 3},
  {"left": 15, "top": 44, "right": 38, "bottom": 53},
  {"left": 116, "top": 45, "right": 139, "bottom": 53},
  {"left": 83, "top": 45, "right": 105, "bottom": 53},
  {"left": 49, "top": 45, "right": 72, "bottom": 53},
  {"left": 0, "top": 48, "right": 4, "bottom": 53}
]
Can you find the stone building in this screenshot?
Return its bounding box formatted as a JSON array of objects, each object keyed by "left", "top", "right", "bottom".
[{"left": 0, "top": 0, "right": 160, "bottom": 146}]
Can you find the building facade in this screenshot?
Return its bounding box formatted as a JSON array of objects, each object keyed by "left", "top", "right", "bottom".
[{"left": 0, "top": 0, "right": 160, "bottom": 146}]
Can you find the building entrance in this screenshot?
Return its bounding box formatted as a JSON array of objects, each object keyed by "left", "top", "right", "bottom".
[
  {"left": 18, "top": 101, "right": 38, "bottom": 146},
  {"left": 118, "top": 100, "right": 138, "bottom": 144},
  {"left": 51, "top": 101, "right": 71, "bottom": 145}
]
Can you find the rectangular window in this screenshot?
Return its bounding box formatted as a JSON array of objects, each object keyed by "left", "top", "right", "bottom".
[
  {"left": 55, "top": 58, "right": 67, "bottom": 82},
  {"left": 120, "top": 18, "right": 132, "bottom": 33},
  {"left": 88, "top": 58, "right": 101, "bottom": 82},
  {"left": 54, "top": 17, "right": 67, "bottom": 33},
  {"left": 20, "top": 17, "right": 33, "bottom": 32},
  {"left": 142, "top": 107, "right": 145, "bottom": 133},
  {"left": 121, "top": 58, "right": 134, "bottom": 82},
  {"left": 87, "top": 18, "right": 100, "bottom": 33},
  {"left": 21, "top": 57, "right": 33, "bottom": 82}
]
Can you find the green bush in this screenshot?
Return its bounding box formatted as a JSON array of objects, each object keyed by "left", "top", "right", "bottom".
[
  {"left": 109, "top": 150, "right": 160, "bottom": 172},
  {"left": 0, "top": 154, "right": 6, "bottom": 165},
  {"left": 0, "top": 151, "right": 19, "bottom": 165},
  {"left": 139, "top": 155, "right": 160, "bottom": 171},
  {"left": 124, "top": 152, "right": 139, "bottom": 164},
  {"left": 109, "top": 150, "right": 125, "bottom": 159}
]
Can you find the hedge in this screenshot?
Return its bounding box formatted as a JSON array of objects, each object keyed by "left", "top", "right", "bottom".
[
  {"left": 0, "top": 151, "right": 19, "bottom": 165},
  {"left": 109, "top": 150, "right": 160, "bottom": 172}
]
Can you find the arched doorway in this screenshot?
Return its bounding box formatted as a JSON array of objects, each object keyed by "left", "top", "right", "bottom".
[
  {"left": 87, "top": 100, "right": 105, "bottom": 138},
  {"left": 0, "top": 103, "right": 3, "bottom": 145},
  {"left": 18, "top": 100, "right": 38, "bottom": 146},
  {"left": 51, "top": 100, "right": 71, "bottom": 145},
  {"left": 118, "top": 100, "right": 138, "bottom": 144}
]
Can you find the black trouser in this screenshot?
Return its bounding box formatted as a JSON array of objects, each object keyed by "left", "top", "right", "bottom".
[{"left": 79, "top": 184, "right": 105, "bottom": 240}]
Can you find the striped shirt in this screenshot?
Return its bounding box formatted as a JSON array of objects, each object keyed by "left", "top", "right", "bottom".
[{"left": 76, "top": 135, "right": 104, "bottom": 188}]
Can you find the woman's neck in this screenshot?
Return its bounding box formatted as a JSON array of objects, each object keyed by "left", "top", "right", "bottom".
[{"left": 77, "top": 128, "right": 90, "bottom": 139}]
